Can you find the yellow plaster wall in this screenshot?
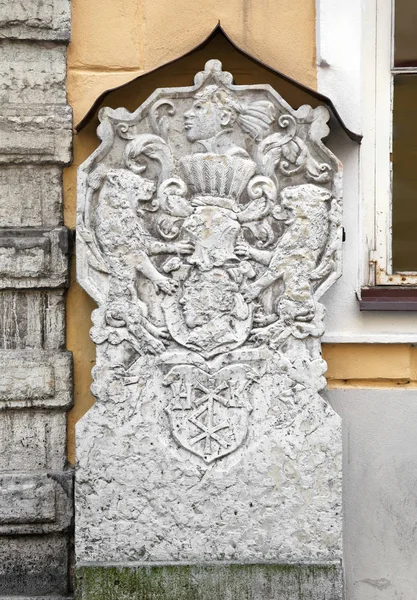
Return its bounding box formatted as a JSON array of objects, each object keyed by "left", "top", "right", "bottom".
[
  {"left": 323, "top": 344, "right": 417, "bottom": 388},
  {"left": 64, "top": 0, "right": 416, "bottom": 464},
  {"left": 68, "top": 0, "right": 317, "bottom": 127}
]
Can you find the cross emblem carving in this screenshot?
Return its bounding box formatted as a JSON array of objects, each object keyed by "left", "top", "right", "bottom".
[{"left": 188, "top": 381, "right": 232, "bottom": 456}]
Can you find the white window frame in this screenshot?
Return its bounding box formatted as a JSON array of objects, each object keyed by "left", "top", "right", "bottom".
[{"left": 372, "top": 0, "right": 417, "bottom": 285}]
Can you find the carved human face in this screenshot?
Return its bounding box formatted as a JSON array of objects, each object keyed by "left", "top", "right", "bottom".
[
  {"left": 184, "top": 98, "right": 232, "bottom": 142},
  {"left": 179, "top": 284, "right": 208, "bottom": 328}
]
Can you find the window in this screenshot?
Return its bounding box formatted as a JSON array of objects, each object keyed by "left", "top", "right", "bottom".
[{"left": 373, "top": 0, "right": 417, "bottom": 284}]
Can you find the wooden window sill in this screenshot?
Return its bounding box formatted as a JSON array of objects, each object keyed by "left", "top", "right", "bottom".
[{"left": 360, "top": 287, "right": 417, "bottom": 311}]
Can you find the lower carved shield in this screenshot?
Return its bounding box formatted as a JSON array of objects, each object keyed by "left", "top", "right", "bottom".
[{"left": 163, "top": 364, "right": 257, "bottom": 463}]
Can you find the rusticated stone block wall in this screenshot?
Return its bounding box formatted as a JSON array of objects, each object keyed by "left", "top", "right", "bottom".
[{"left": 0, "top": 1, "right": 73, "bottom": 597}]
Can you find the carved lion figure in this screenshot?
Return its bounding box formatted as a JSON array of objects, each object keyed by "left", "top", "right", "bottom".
[
  {"left": 240, "top": 183, "right": 332, "bottom": 323},
  {"left": 92, "top": 138, "right": 193, "bottom": 353}
]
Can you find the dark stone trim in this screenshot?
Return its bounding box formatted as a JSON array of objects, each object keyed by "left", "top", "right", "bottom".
[{"left": 360, "top": 287, "right": 417, "bottom": 311}]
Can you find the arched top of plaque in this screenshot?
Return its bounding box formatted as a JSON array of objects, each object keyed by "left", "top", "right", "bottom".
[{"left": 77, "top": 59, "right": 342, "bottom": 362}]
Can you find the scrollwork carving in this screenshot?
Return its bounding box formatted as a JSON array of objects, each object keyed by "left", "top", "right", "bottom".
[
  {"left": 258, "top": 112, "right": 332, "bottom": 183},
  {"left": 148, "top": 99, "right": 176, "bottom": 140},
  {"left": 77, "top": 59, "right": 342, "bottom": 463}
]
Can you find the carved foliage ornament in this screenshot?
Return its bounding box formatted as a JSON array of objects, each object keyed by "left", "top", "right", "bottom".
[{"left": 77, "top": 60, "right": 342, "bottom": 464}]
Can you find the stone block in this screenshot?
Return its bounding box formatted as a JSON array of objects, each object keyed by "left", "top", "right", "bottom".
[
  {"left": 0, "top": 475, "right": 55, "bottom": 524},
  {"left": 76, "top": 387, "right": 342, "bottom": 563},
  {"left": 0, "top": 227, "right": 70, "bottom": 288},
  {"left": 0, "top": 410, "right": 67, "bottom": 471},
  {"left": 0, "top": 470, "right": 73, "bottom": 534},
  {"left": 0, "top": 534, "right": 69, "bottom": 596},
  {"left": 75, "top": 563, "right": 343, "bottom": 600},
  {"left": 0, "top": 0, "right": 71, "bottom": 41},
  {"left": 0, "top": 597, "right": 72, "bottom": 600},
  {"left": 0, "top": 165, "right": 63, "bottom": 227},
  {"left": 0, "top": 41, "right": 66, "bottom": 104},
  {"left": 76, "top": 60, "right": 343, "bottom": 580},
  {"left": 0, "top": 104, "right": 72, "bottom": 165},
  {"left": 0, "top": 291, "right": 65, "bottom": 349},
  {"left": 0, "top": 350, "right": 72, "bottom": 409}
]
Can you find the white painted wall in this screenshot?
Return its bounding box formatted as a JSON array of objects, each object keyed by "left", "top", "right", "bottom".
[
  {"left": 316, "top": 0, "right": 362, "bottom": 134},
  {"left": 327, "top": 389, "right": 417, "bottom": 600},
  {"left": 317, "top": 7, "right": 417, "bottom": 590},
  {"left": 317, "top": 0, "right": 417, "bottom": 343}
]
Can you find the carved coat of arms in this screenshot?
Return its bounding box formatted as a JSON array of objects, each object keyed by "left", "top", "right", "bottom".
[{"left": 77, "top": 60, "right": 342, "bottom": 464}]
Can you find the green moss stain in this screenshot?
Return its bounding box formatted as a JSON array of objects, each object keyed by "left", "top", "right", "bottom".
[{"left": 76, "top": 563, "right": 343, "bottom": 600}]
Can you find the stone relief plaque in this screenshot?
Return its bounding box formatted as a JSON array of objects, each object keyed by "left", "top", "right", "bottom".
[{"left": 76, "top": 60, "right": 343, "bottom": 565}]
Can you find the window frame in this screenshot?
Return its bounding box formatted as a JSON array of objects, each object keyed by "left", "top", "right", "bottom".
[{"left": 372, "top": 0, "right": 417, "bottom": 285}]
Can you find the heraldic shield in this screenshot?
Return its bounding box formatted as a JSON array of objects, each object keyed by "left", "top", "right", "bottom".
[
  {"left": 77, "top": 59, "right": 342, "bottom": 464},
  {"left": 164, "top": 364, "right": 257, "bottom": 463}
]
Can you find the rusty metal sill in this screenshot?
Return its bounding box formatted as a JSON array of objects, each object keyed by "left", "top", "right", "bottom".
[{"left": 360, "top": 287, "right": 417, "bottom": 311}]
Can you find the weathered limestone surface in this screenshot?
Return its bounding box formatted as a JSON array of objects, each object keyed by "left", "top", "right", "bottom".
[
  {"left": 0, "top": 534, "right": 69, "bottom": 596},
  {"left": 76, "top": 60, "right": 343, "bottom": 594},
  {"left": 0, "top": 165, "right": 63, "bottom": 227},
  {"left": 77, "top": 380, "right": 341, "bottom": 562},
  {"left": 0, "top": 1, "right": 73, "bottom": 596},
  {"left": 0, "top": 291, "right": 66, "bottom": 349},
  {"left": 0, "top": 41, "right": 67, "bottom": 104},
  {"left": 0, "top": 227, "right": 70, "bottom": 288},
  {"left": 1, "top": 598, "right": 72, "bottom": 600},
  {"left": 0, "top": 471, "right": 73, "bottom": 534},
  {"left": 0, "top": 411, "right": 67, "bottom": 472},
  {"left": 0, "top": 0, "right": 71, "bottom": 41},
  {"left": 0, "top": 350, "right": 72, "bottom": 408},
  {"left": 2, "top": 597, "right": 72, "bottom": 600},
  {"left": 0, "top": 104, "right": 72, "bottom": 164}
]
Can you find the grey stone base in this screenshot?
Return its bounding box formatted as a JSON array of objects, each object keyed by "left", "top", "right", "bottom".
[
  {"left": 0, "top": 534, "right": 69, "bottom": 596},
  {"left": 76, "top": 562, "right": 343, "bottom": 600}
]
